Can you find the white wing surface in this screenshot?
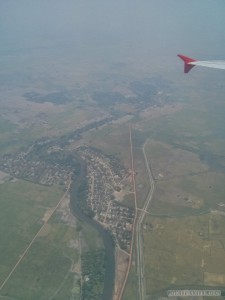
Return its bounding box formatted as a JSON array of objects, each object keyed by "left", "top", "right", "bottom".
[
  {"left": 178, "top": 54, "right": 225, "bottom": 73},
  {"left": 189, "top": 60, "right": 225, "bottom": 70}
]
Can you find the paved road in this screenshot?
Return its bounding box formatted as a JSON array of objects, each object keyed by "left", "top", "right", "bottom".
[{"left": 136, "top": 140, "right": 155, "bottom": 300}]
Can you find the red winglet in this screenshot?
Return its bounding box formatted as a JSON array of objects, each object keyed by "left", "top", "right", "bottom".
[{"left": 177, "top": 54, "right": 197, "bottom": 73}]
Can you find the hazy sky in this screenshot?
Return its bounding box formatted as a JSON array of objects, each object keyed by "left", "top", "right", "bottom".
[
  {"left": 1, "top": 1, "right": 225, "bottom": 53},
  {"left": 1, "top": 0, "right": 225, "bottom": 82}
]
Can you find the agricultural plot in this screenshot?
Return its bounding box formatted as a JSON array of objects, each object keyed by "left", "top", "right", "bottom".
[
  {"left": 141, "top": 137, "right": 225, "bottom": 298},
  {"left": 123, "top": 264, "right": 139, "bottom": 300},
  {"left": 0, "top": 179, "right": 82, "bottom": 300},
  {"left": 0, "top": 119, "right": 19, "bottom": 155},
  {"left": 124, "top": 97, "right": 225, "bottom": 298},
  {"left": 143, "top": 214, "right": 225, "bottom": 298},
  {"left": 144, "top": 141, "right": 225, "bottom": 215}
]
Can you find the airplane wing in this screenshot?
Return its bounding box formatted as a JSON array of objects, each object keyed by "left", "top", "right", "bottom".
[{"left": 178, "top": 54, "right": 225, "bottom": 73}]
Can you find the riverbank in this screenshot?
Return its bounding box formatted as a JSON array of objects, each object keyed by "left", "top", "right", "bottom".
[{"left": 69, "top": 155, "right": 115, "bottom": 300}]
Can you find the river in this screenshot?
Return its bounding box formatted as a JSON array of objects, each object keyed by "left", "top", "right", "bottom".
[{"left": 69, "top": 156, "right": 115, "bottom": 300}]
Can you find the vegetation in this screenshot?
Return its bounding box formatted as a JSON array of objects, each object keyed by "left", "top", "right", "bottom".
[
  {"left": 76, "top": 178, "right": 95, "bottom": 218},
  {"left": 1, "top": 223, "right": 80, "bottom": 300},
  {"left": 0, "top": 119, "right": 17, "bottom": 134},
  {"left": 1, "top": 32, "right": 225, "bottom": 300},
  {"left": 27, "top": 145, "right": 81, "bottom": 171},
  {"left": 123, "top": 264, "right": 138, "bottom": 300},
  {"left": 144, "top": 140, "right": 225, "bottom": 215},
  {"left": 23, "top": 91, "right": 73, "bottom": 105},
  {"left": 81, "top": 249, "right": 106, "bottom": 300},
  {"left": 92, "top": 91, "right": 127, "bottom": 106},
  {"left": 0, "top": 180, "right": 79, "bottom": 299},
  {"left": 143, "top": 214, "right": 225, "bottom": 297}
]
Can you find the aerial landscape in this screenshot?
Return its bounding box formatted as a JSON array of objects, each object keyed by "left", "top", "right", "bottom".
[{"left": 1, "top": 1, "right": 225, "bottom": 299}]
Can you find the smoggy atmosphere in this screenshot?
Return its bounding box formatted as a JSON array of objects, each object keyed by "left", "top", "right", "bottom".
[{"left": 1, "top": 1, "right": 225, "bottom": 300}]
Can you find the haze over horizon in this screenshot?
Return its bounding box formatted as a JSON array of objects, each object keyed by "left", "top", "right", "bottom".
[
  {"left": 1, "top": 2, "right": 225, "bottom": 300},
  {"left": 1, "top": 0, "right": 225, "bottom": 68}
]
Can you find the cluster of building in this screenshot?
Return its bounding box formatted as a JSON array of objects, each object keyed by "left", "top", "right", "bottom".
[
  {"left": 78, "top": 146, "right": 134, "bottom": 252},
  {"left": 0, "top": 136, "right": 135, "bottom": 252},
  {"left": 0, "top": 152, "right": 72, "bottom": 186}
]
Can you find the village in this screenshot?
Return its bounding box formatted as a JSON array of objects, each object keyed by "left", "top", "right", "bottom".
[
  {"left": 0, "top": 140, "right": 134, "bottom": 253},
  {"left": 0, "top": 151, "right": 72, "bottom": 187},
  {"left": 78, "top": 146, "right": 134, "bottom": 252}
]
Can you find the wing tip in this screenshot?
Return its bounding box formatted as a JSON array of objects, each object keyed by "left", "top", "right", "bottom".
[{"left": 177, "top": 54, "right": 197, "bottom": 73}]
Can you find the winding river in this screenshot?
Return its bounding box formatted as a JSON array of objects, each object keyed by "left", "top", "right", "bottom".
[{"left": 69, "top": 156, "right": 115, "bottom": 300}]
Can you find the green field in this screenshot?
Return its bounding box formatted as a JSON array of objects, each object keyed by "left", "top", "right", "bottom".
[
  {"left": 143, "top": 213, "right": 225, "bottom": 298},
  {"left": 123, "top": 263, "right": 139, "bottom": 300},
  {"left": 1, "top": 223, "right": 80, "bottom": 300},
  {"left": 0, "top": 119, "right": 17, "bottom": 134},
  {"left": 0, "top": 119, "right": 19, "bottom": 154},
  {"left": 1, "top": 35, "right": 225, "bottom": 300},
  {"left": 0, "top": 179, "right": 103, "bottom": 299},
  {"left": 123, "top": 90, "right": 225, "bottom": 298},
  {"left": 143, "top": 141, "right": 225, "bottom": 216},
  {"left": 0, "top": 180, "right": 64, "bottom": 281}
]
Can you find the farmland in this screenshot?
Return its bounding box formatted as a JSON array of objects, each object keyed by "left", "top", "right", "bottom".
[{"left": 143, "top": 214, "right": 225, "bottom": 298}]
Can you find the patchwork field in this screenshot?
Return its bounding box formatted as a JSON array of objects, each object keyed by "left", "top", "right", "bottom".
[
  {"left": 144, "top": 141, "right": 225, "bottom": 216},
  {"left": 143, "top": 213, "right": 225, "bottom": 298},
  {"left": 1, "top": 34, "right": 225, "bottom": 300},
  {"left": 134, "top": 129, "right": 225, "bottom": 298},
  {"left": 123, "top": 95, "right": 225, "bottom": 298},
  {"left": 0, "top": 179, "right": 103, "bottom": 299}
]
